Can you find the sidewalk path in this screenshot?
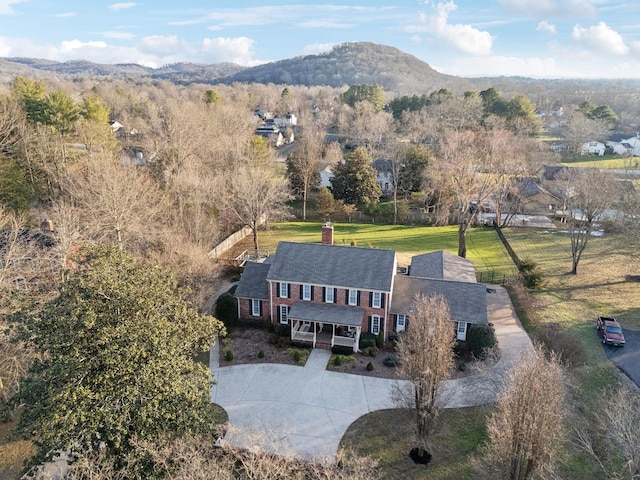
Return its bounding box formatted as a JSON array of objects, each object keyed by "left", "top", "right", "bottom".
[{"left": 210, "top": 285, "right": 531, "bottom": 461}]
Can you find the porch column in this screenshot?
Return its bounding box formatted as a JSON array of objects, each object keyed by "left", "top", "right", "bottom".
[{"left": 354, "top": 327, "right": 361, "bottom": 353}]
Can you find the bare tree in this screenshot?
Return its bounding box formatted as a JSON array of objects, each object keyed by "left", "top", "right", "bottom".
[
  {"left": 286, "top": 125, "right": 324, "bottom": 220},
  {"left": 424, "top": 129, "right": 495, "bottom": 257},
  {"left": 562, "top": 110, "right": 612, "bottom": 157},
  {"left": 394, "top": 294, "right": 456, "bottom": 462},
  {"left": 562, "top": 168, "right": 618, "bottom": 274},
  {"left": 480, "top": 344, "right": 566, "bottom": 480},
  {"left": 220, "top": 163, "right": 291, "bottom": 257}
]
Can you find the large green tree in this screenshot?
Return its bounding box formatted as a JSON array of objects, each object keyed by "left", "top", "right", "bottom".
[
  {"left": 330, "top": 147, "right": 381, "bottom": 208},
  {"left": 340, "top": 84, "right": 385, "bottom": 112},
  {"left": 7, "top": 245, "right": 225, "bottom": 466}
]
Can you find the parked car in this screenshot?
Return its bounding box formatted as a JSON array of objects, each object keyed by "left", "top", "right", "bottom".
[{"left": 596, "top": 316, "right": 625, "bottom": 347}]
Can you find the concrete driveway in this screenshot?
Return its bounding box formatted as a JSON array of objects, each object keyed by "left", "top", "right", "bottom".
[{"left": 210, "top": 285, "right": 531, "bottom": 461}]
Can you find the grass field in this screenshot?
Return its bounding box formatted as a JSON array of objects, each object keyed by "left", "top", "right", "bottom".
[
  {"left": 561, "top": 155, "right": 640, "bottom": 169},
  {"left": 249, "top": 222, "right": 518, "bottom": 284}
]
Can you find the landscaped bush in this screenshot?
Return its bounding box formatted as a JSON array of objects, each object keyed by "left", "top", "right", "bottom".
[
  {"left": 224, "top": 350, "right": 233, "bottom": 361},
  {"left": 331, "top": 345, "right": 354, "bottom": 356},
  {"left": 359, "top": 332, "right": 376, "bottom": 349},
  {"left": 375, "top": 332, "right": 384, "bottom": 348},
  {"left": 383, "top": 355, "right": 398, "bottom": 367},
  {"left": 258, "top": 350, "right": 264, "bottom": 358},
  {"left": 361, "top": 346, "right": 378, "bottom": 357},
  {"left": 284, "top": 347, "right": 309, "bottom": 365},
  {"left": 366, "top": 361, "right": 374, "bottom": 371},
  {"left": 331, "top": 354, "right": 355, "bottom": 367},
  {"left": 215, "top": 292, "right": 238, "bottom": 327},
  {"left": 466, "top": 323, "right": 497, "bottom": 359},
  {"left": 274, "top": 324, "right": 291, "bottom": 337}
]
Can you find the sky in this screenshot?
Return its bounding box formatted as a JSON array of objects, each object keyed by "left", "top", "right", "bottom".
[{"left": 0, "top": 1, "right": 639, "bottom": 79}]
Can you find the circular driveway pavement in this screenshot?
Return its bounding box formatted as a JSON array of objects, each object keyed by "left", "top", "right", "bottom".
[{"left": 210, "top": 285, "right": 532, "bottom": 462}]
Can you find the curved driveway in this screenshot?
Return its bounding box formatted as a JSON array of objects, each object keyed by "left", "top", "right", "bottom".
[{"left": 210, "top": 285, "right": 531, "bottom": 461}]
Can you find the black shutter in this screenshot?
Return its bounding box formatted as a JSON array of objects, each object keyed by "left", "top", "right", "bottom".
[
  {"left": 277, "top": 305, "right": 281, "bottom": 322},
  {"left": 276, "top": 282, "right": 280, "bottom": 298},
  {"left": 381, "top": 293, "right": 385, "bottom": 308},
  {"left": 323, "top": 287, "right": 326, "bottom": 302},
  {"left": 345, "top": 289, "right": 349, "bottom": 304},
  {"left": 369, "top": 292, "right": 373, "bottom": 307},
  {"left": 299, "top": 284, "right": 303, "bottom": 299},
  {"left": 357, "top": 290, "right": 361, "bottom": 306},
  {"left": 311, "top": 286, "right": 314, "bottom": 301},
  {"left": 393, "top": 314, "right": 397, "bottom": 333},
  {"left": 333, "top": 288, "right": 337, "bottom": 303},
  {"left": 287, "top": 283, "right": 291, "bottom": 298},
  {"left": 368, "top": 315, "right": 372, "bottom": 332},
  {"left": 259, "top": 301, "right": 263, "bottom": 316}
]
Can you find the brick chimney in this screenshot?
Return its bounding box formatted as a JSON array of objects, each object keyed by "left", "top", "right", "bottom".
[{"left": 321, "top": 222, "right": 334, "bottom": 245}]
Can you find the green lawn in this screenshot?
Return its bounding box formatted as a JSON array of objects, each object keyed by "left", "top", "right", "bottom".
[
  {"left": 561, "top": 155, "right": 640, "bottom": 169},
  {"left": 257, "top": 222, "right": 517, "bottom": 283}
]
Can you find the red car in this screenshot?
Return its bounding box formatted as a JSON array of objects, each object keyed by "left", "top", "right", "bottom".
[{"left": 596, "top": 316, "right": 625, "bottom": 347}]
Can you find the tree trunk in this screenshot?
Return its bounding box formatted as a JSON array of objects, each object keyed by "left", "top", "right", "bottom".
[
  {"left": 458, "top": 224, "right": 467, "bottom": 258},
  {"left": 252, "top": 223, "right": 259, "bottom": 258},
  {"left": 302, "top": 186, "right": 307, "bottom": 221}
]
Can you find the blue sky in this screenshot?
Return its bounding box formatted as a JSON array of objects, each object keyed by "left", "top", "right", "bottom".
[{"left": 0, "top": 1, "right": 639, "bottom": 78}]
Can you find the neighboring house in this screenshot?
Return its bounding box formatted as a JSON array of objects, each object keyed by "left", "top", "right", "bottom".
[
  {"left": 255, "top": 124, "right": 285, "bottom": 147},
  {"left": 581, "top": 141, "right": 605, "bottom": 156},
  {"left": 371, "top": 159, "right": 394, "bottom": 197},
  {"left": 607, "top": 135, "right": 640, "bottom": 156},
  {"left": 274, "top": 113, "right": 297, "bottom": 128},
  {"left": 517, "top": 178, "right": 565, "bottom": 214},
  {"left": 235, "top": 223, "right": 488, "bottom": 349},
  {"left": 320, "top": 165, "right": 334, "bottom": 189}
]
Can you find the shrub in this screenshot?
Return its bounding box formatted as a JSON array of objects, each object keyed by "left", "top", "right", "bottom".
[
  {"left": 383, "top": 355, "right": 398, "bottom": 367},
  {"left": 361, "top": 346, "right": 378, "bottom": 357},
  {"left": 224, "top": 350, "right": 233, "bottom": 361},
  {"left": 333, "top": 355, "right": 342, "bottom": 366},
  {"left": 519, "top": 258, "right": 543, "bottom": 289},
  {"left": 375, "top": 332, "right": 384, "bottom": 348},
  {"left": 331, "top": 345, "right": 354, "bottom": 356},
  {"left": 215, "top": 292, "right": 238, "bottom": 326},
  {"left": 274, "top": 324, "right": 291, "bottom": 337},
  {"left": 466, "top": 323, "right": 497, "bottom": 359},
  {"left": 366, "top": 361, "right": 374, "bottom": 371},
  {"left": 284, "top": 348, "right": 308, "bottom": 364},
  {"left": 331, "top": 354, "right": 355, "bottom": 367},
  {"left": 538, "top": 324, "right": 587, "bottom": 368},
  {"left": 359, "top": 332, "right": 376, "bottom": 349},
  {"left": 258, "top": 350, "right": 264, "bottom": 358}
]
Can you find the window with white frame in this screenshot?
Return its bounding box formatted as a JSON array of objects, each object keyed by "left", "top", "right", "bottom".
[
  {"left": 279, "top": 304, "right": 289, "bottom": 324},
  {"left": 348, "top": 289, "right": 358, "bottom": 306},
  {"left": 325, "top": 287, "right": 334, "bottom": 303},
  {"left": 396, "top": 314, "right": 406, "bottom": 332},
  {"left": 251, "top": 299, "right": 260, "bottom": 316},
  {"left": 372, "top": 292, "right": 382, "bottom": 308},
  {"left": 457, "top": 321, "right": 466, "bottom": 334},
  {"left": 302, "top": 284, "right": 311, "bottom": 301},
  {"left": 279, "top": 282, "right": 288, "bottom": 298},
  {"left": 371, "top": 315, "right": 381, "bottom": 335}
]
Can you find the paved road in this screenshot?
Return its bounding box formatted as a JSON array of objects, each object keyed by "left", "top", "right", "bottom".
[
  {"left": 210, "top": 285, "right": 532, "bottom": 462},
  {"left": 603, "top": 328, "right": 640, "bottom": 387}
]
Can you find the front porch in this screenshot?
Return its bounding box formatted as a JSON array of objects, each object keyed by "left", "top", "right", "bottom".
[{"left": 287, "top": 301, "right": 364, "bottom": 350}]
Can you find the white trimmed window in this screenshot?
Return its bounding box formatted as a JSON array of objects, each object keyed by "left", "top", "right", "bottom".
[
  {"left": 457, "top": 321, "right": 467, "bottom": 338},
  {"left": 279, "top": 282, "right": 288, "bottom": 298},
  {"left": 325, "top": 287, "right": 334, "bottom": 303},
  {"left": 372, "top": 292, "right": 382, "bottom": 308},
  {"left": 279, "top": 304, "right": 289, "bottom": 324},
  {"left": 251, "top": 299, "right": 260, "bottom": 317},
  {"left": 302, "top": 284, "right": 311, "bottom": 301},
  {"left": 348, "top": 289, "right": 358, "bottom": 306},
  {"left": 396, "top": 314, "right": 406, "bottom": 332},
  {"left": 371, "top": 315, "right": 381, "bottom": 335}
]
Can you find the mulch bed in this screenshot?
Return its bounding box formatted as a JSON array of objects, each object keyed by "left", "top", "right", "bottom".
[{"left": 218, "top": 325, "right": 490, "bottom": 380}]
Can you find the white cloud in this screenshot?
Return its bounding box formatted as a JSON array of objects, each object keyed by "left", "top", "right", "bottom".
[
  {"left": 411, "top": 34, "right": 422, "bottom": 43},
  {"left": 430, "top": 1, "right": 494, "bottom": 55},
  {"left": 201, "top": 37, "right": 261, "bottom": 66},
  {"left": 101, "top": 31, "right": 136, "bottom": 40},
  {"left": 536, "top": 20, "right": 556, "bottom": 34},
  {"left": 53, "top": 12, "right": 77, "bottom": 18},
  {"left": 297, "top": 20, "right": 353, "bottom": 29},
  {"left": 499, "top": 0, "right": 597, "bottom": 18},
  {"left": 0, "top": 0, "right": 26, "bottom": 15},
  {"left": 572, "top": 22, "right": 629, "bottom": 55},
  {"left": 299, "top": 43, "right": 335, "bottom": 56},
  {"left": 109, "top": 3, "right": 136, "bottom": 13},
  {"left": 139, "top": 35, "right": 188, "bottom": 57}
]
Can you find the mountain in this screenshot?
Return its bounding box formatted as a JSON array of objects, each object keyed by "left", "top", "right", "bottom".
[
  {"left": 222, "top": 42, "right": 471, "bottom": 94},
  {"left": 1, "top": 58, "right": 246, "bottom": 83}
]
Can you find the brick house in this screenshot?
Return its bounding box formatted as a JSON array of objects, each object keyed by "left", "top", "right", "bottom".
[{"left": 234, "top": 223, "right": 488, "bottom": 349}]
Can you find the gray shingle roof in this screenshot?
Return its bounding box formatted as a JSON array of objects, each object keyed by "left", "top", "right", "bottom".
[
  {"left": 409, "top": 250, "right": 477, "bottom": 283},
  {"left": 267, "top": 242, "right": 396, "bottom": 292},
  {"left": 234, "top": 262, "right": 271, "bottom": 300},
  {"left": 287, "top": 301, "right": 364, "bottom": 326},
  {"left": 391, "top": 276, "right": 488, "bottom": 325}
]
